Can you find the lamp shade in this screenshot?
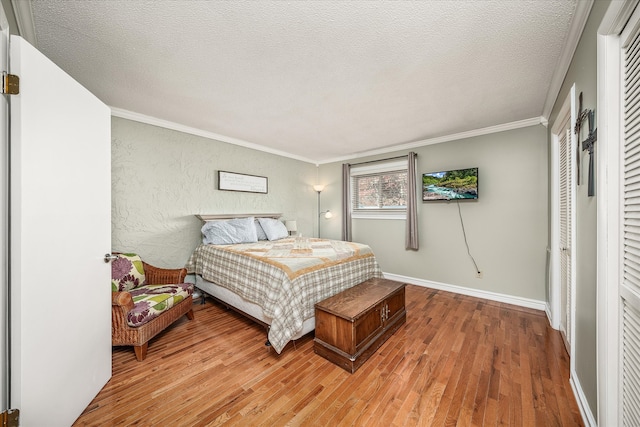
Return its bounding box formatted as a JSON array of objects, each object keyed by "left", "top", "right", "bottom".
[
  {"left": 285, "top": 220, "right": 298, "bottom": 232},
  {"left": 313, "top": 184, "right": 325, "bottom": 192}
]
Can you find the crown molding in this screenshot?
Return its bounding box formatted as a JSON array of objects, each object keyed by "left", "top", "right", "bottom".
[
  {"left": 541, "top": 0, "right": 594, "bottom": 121},
  {"left": 112, "top": 107, "right": 545, "bottom": 166},
  {"left": 318, "top": 117, "right": 546, "bottom": 165},
  {"left": 110, "top": 107, "right": 317, "bottom": 164},
  {"left": 11, "top": 0, "right": 37, "bottom": 46},
  {"left": 599, "top": 0, "right": 639, "bottom": 35}
]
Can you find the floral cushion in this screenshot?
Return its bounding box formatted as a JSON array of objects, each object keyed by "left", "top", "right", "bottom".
[
  {"left": 126, "top": 283, "right": 194, "bottom": 327},
  {"left": 111, "top": 253, "right": 146, "bottom": 292}
]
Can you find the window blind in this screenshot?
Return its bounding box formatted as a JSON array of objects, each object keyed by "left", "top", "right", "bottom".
[
  {"left": 351, "top": 171, "right": 407, "bottom": 210},
  {"left": 350, "top": 159, "right": 408, "bottom": 212}
]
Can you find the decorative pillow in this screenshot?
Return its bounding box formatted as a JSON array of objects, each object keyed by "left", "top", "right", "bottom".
[
  {"left": 111, "top": 253, "right": 145, "bottom": 292},
  {"left": 255, "top": 219, "right": 269, "bottom": 240},
  {"left": 257, "top": 217, "right": 289, "bottom": 241},
  {"left": 201, "top": 217, "right": 258, "bottom": 245}
]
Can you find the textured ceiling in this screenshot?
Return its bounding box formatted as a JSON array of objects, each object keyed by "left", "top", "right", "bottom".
[{"left": 28, "top": 0, "right": 579, "bottom": 163}]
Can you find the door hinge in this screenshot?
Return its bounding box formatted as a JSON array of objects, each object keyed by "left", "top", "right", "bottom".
[
  {"left": 2, "top": 73, "right": 19, "bottom": 95},
  {"left": 1, "top": 409, "right": 19, "bottom": 427}
]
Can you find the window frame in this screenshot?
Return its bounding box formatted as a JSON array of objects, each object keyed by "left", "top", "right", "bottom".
[{"left": 350, "top": 159, "right": 408, "bottom": 220}]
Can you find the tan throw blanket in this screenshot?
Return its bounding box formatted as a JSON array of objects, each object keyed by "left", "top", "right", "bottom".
[{"left": 186, "top": 238, "right": 383, "bottom": 353}]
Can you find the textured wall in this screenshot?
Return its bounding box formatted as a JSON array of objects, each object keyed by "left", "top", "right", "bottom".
[
  {"left": 319, "top": 125, "right": 548, "bottom": 301},
  {"left": 111, "top": 117, "right": 317, "bottom": 268}
]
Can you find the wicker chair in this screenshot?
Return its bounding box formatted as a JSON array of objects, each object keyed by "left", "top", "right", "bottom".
[{"left": 111, "top": 254, "right": 194, "bottom": 361}]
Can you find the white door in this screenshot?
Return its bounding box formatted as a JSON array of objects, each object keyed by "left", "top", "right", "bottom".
[
  {"left": 559, "top": 124, "right": 573, "bottom": 352},
  {"left": 9, "top": 35, "right": 111, "bottom": 426},
  {"left": 550, "top": 86, "right": 576, "bottom": 360},
  {"left": 598, "top": 1, "right": 640, "bottom": 424},
  {"left": 620, "top": 9, "right": 640, "bottom": 424},
  {"left": 0, "top": 0, "right": 8, "bottom": 416}
]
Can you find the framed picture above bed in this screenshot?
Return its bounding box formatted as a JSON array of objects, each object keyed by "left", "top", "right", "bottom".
[{"left": 218, "top": 171, "right": 268, "bottom": 194}]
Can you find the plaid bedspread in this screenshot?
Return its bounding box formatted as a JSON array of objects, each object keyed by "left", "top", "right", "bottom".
[{"left": 185, "top": 238, "right": 383, "bottom": 353}]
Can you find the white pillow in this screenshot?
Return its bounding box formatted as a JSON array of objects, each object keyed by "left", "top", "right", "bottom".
[
  {"left": 201, "top": 217, "right": 258, "bottom": 245},
  {"left": 254, "top": 219, "right": 269, "bottom": 240},
  {"left": 257, "top": 217, "right": 288, "bottom": 241}
]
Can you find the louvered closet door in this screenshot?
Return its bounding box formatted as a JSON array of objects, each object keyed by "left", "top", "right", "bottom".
[
  {"left": 622, "top": 20, "right": 640, "bottom": 426},
  {"left": 559, "top": 127, "right": 572, "bottom": 352}
]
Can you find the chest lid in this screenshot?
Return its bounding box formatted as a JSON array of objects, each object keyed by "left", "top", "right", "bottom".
[{"left": 315, "top": 278, "right": 406, "bottom": 320}]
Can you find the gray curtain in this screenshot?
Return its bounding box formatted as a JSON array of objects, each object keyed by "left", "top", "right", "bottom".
[
  {"left": 405, "top": 152, "right": 419, "bottom": 250},
  {"left": 342, "top": 163, "right": 352, "bottom": 242}
]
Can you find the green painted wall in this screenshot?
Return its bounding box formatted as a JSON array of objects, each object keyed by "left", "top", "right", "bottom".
[
  {"left": 319, "top": 124, "right": 548, "bottom": 301},
  {"left": 111, "top": 117, "right": 318, "bottom": 268}
]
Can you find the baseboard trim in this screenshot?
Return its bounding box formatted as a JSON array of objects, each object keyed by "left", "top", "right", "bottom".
[
  {"left": 545, "top": 302, "right": 555, "bottom": 328},
  {"left": 570, "top": 371, "right": 597, "bottom": 427},
  {"left": 383, "top": 271, "right": 593, "bottom": 425},
  {"left": 383, "top": 272, "right": 546, "bottom": 311}
]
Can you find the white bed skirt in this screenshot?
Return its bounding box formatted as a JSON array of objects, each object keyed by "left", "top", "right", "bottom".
[{"left": 195, "top": 274, "right": 316, "bottom": 341}]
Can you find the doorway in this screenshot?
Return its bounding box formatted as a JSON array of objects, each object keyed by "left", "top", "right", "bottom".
[{"left": 550, "top": 86, "right": 577, "bottom": 358}]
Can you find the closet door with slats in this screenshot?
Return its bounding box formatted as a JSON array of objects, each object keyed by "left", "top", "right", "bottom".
[
  {"left": 559, "top": 127, "right": 572, "bottom": 352},
  {"left": 622, "top": 15, "right": 640, "bottom": 425}
]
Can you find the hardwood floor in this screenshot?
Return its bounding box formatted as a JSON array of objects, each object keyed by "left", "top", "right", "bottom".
[{"left": 74, "top": 285, "right": 584, "bottom": 426}]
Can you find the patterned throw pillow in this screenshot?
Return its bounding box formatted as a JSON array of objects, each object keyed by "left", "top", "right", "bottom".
[{"left": 111, "top": 253, "right": 146, "bottom": 292}]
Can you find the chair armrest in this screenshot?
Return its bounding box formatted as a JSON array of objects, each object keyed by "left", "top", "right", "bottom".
[
  {"left": 142, "top": 262, "right": 187, "bottom": 285},
  {"left": 112, "top": 291, "right": 134, "bottom": 312},
  {"left": 112, "top": 291, "right": 134, "bottom": 336}
]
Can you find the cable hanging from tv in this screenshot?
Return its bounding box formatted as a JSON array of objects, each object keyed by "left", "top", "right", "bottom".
[{"left": 456, "top": 200, "right": 480, "bottom": 275}]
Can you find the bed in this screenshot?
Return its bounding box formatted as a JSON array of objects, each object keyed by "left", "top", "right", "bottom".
[{"left": 185, "top": 214, "right": 383, "bottom": 353}]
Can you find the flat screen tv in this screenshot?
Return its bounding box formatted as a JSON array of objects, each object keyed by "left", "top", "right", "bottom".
[{"left": 422, "top": 167, "right": 478, "bottom": 201}]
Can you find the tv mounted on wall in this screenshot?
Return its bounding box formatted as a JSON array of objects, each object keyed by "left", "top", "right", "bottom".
[{"left": 422, "top": 167, "right": 478, "bottom": 201}]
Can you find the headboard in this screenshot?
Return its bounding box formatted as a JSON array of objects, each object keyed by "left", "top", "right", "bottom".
[{"left": 195, "top": 213, "right": 282, "bottom": 222}]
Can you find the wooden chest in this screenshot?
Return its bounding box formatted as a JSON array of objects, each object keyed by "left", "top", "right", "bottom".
[{"left": 313, "top": 278, "right": 406, "bottom": 373}]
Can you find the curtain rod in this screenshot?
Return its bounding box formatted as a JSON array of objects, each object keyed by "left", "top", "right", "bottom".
[{"left": 347, "top": 153, "right": 416, "bottom": 167}]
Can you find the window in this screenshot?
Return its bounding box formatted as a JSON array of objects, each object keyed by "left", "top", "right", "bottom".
[{"left": 351, "top": 159, "right": 408, "bottom": 219}]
